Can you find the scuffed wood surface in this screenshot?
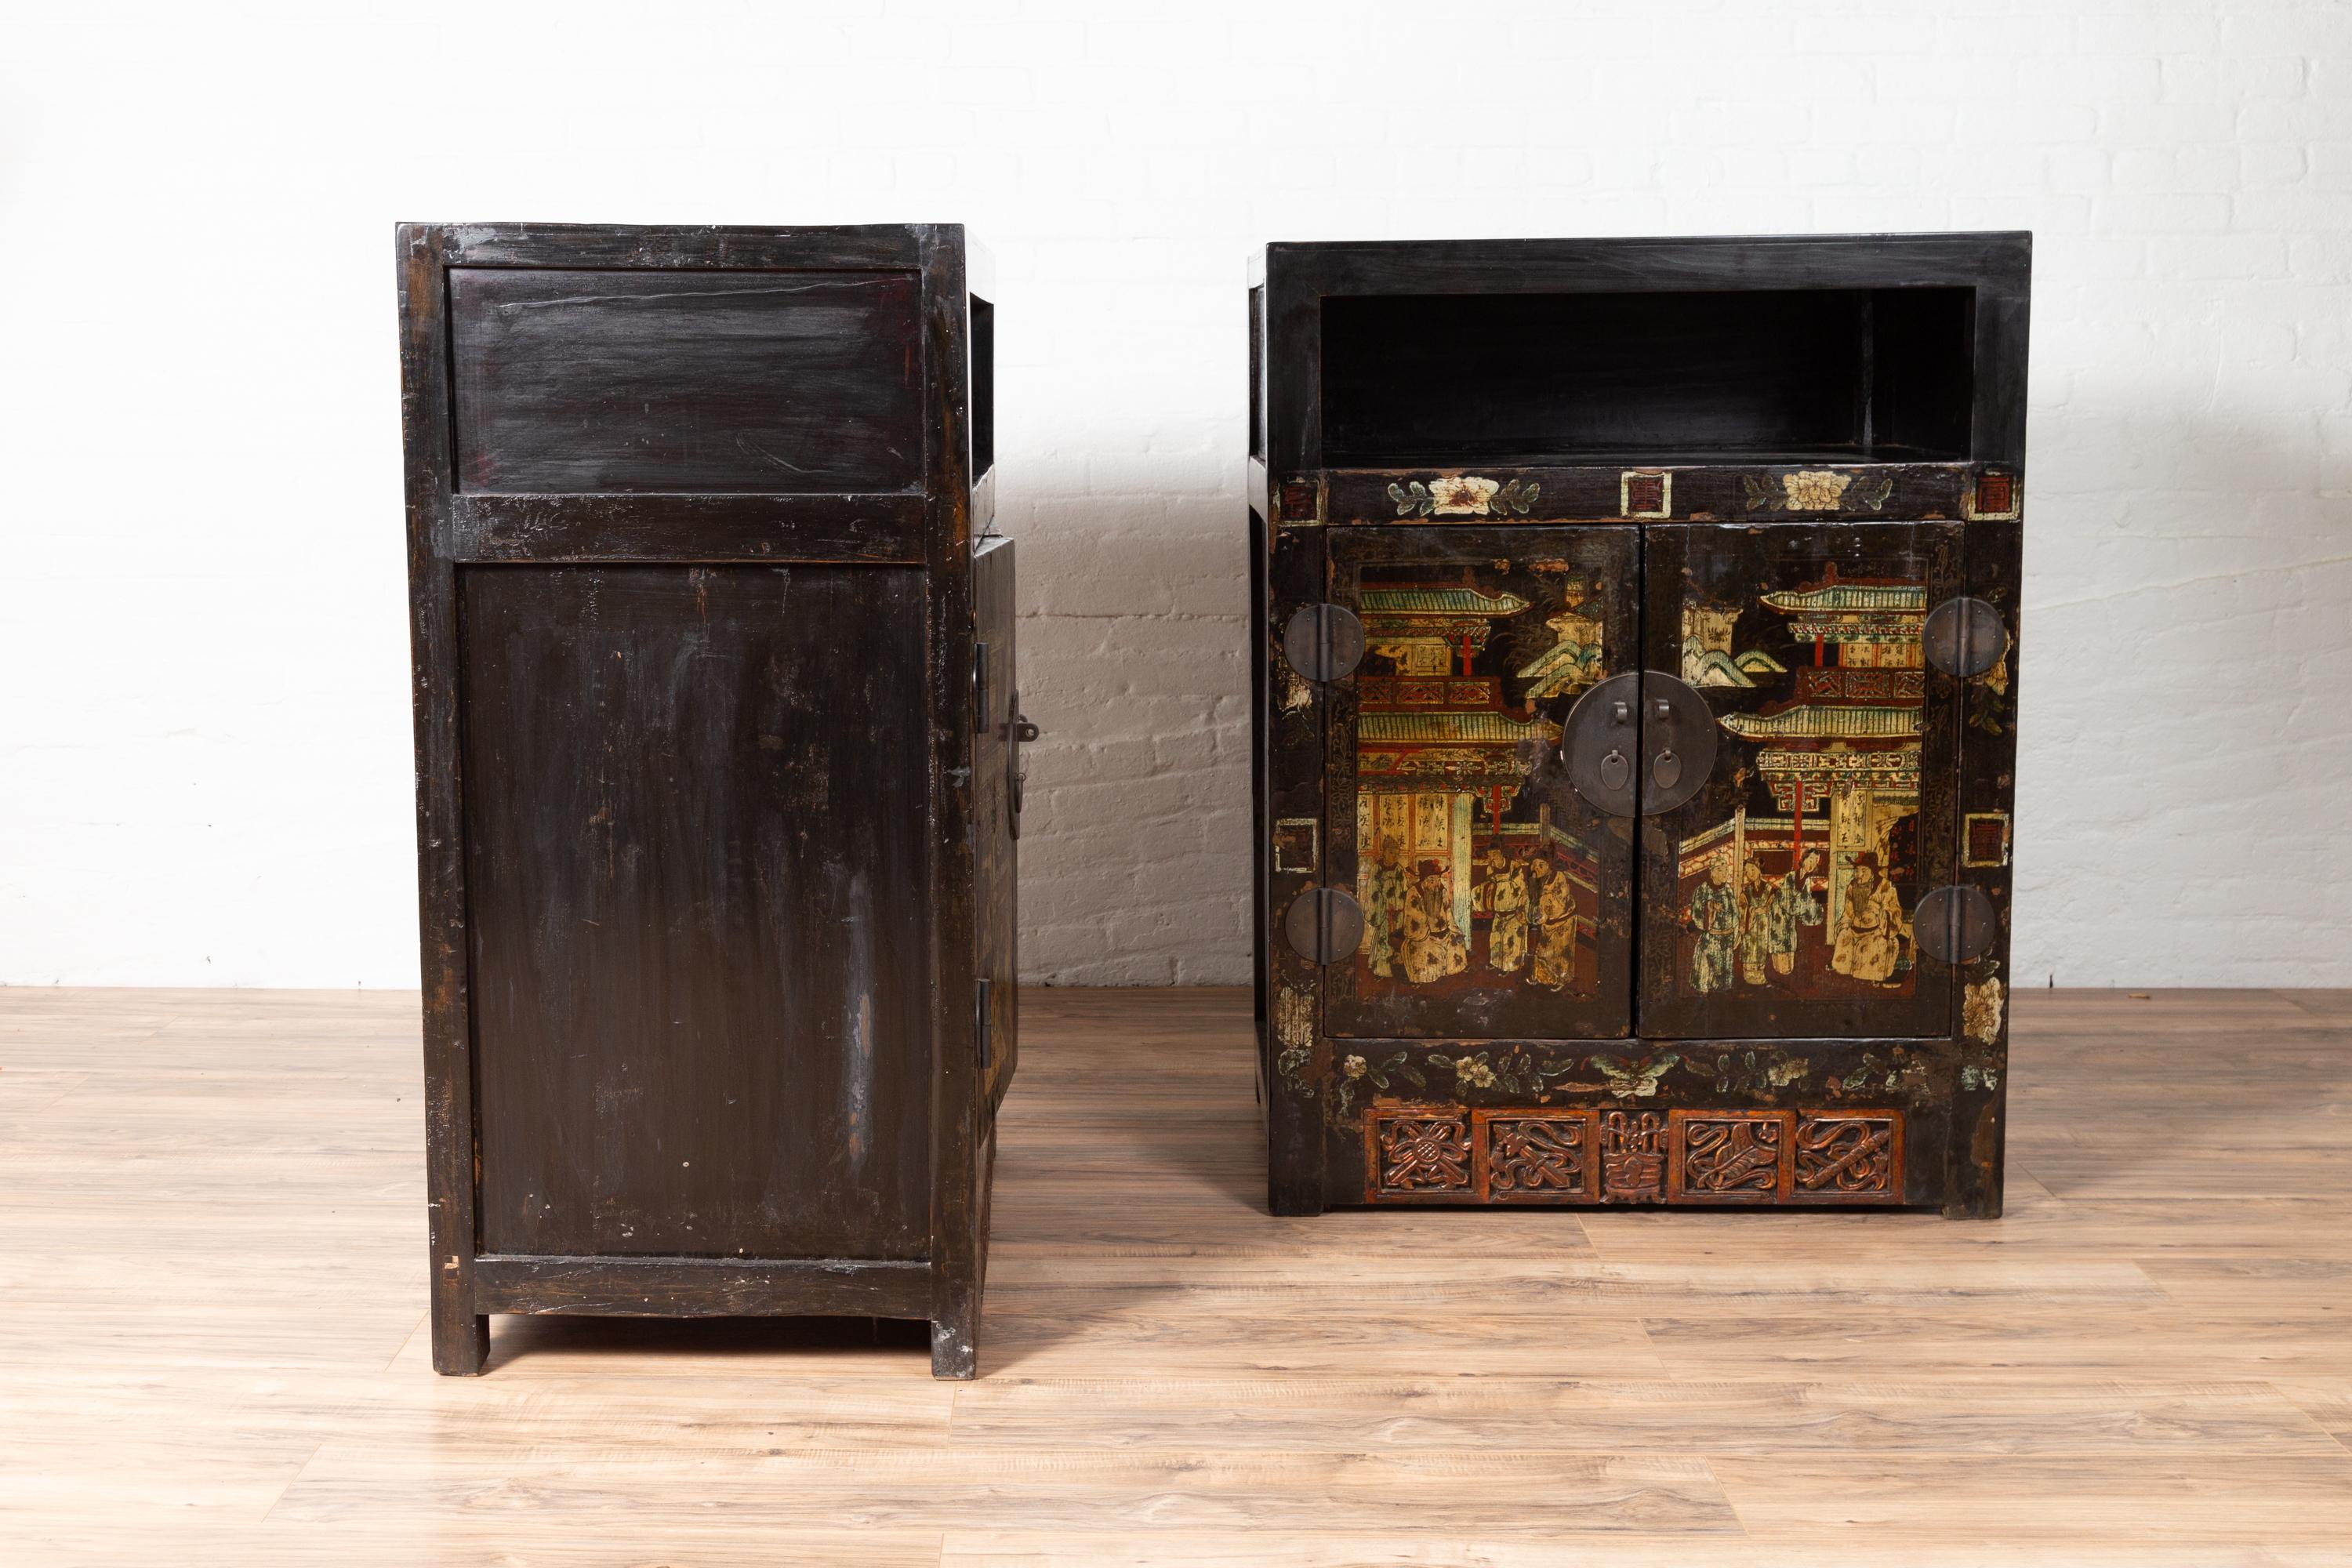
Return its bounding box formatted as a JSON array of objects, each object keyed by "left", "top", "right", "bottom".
[{"left": 2, "top": 985, "right": 2350, "bottom": 1563}]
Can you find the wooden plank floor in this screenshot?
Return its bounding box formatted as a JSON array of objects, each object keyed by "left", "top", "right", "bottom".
[{"left": 3, "top": 986, "right": 2349, "bottom": 1565}]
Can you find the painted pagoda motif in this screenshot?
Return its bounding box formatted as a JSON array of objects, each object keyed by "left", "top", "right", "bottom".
[
  {"left": 1353, "top": 570, "right": 1612, "bottom": 1003},
  {"left": 1676, "top": 564, "right": 1925, "bottom": 1000}
]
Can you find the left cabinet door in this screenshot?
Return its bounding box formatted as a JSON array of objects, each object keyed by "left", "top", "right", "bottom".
[
  {"left": 1321, "top": 526, "right": 1639, "bottom": 1044},
  {"left": 460, "top": 564, "right": 936, "bottom": 1261}
]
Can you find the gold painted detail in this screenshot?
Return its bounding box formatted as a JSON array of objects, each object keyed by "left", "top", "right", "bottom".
[
  {"left": 1963, "top": 976, "right": 2005, "bottom": 1044},
  {"left": 1272, "top": 987, "right": 1315, "bottom": 1094}
]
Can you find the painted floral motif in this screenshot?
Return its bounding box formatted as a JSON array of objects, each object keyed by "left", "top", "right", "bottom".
[
  {"left": 1963, "top": 975, "right": 2005, "bottom": 1045},
  {"left": 1388, "top": 476, "right": 1540, "bottom": 518},
  {"left": 1449, "top": 1054, "right": 1498, "bottom": 1089},
  {"left": 1708, "top": 1049, "right": 1810, "bottom": 1096},
  {"left": 1429, "top": 475, "right": 1500, "bottom": 514},
  {"left": 1784, "top": 470, "right": 1851, "bottom": 510},
  {"left": 1334, "top": 1049, "right": 1425, "bottom": 1120},
  {"left": 1742, "top": 470, "right": 1894, "bottom": 514},
  {"left": 1279, "top": 667, "right": 1312, "bottom": 716}
]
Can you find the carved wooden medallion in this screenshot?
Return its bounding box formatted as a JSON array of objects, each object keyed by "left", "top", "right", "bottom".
[
  {"left": 1788, "top": 1110, "right": 1904, "bottom": 1203},
  {"left": 1668, "top": 1109, "right": 1793, "bottom": 1203},
  {"left": 1367, "top": 1102, "right": 1473, "bottom": 1199},
  {"left": 1597, "top": 1109, "right": 1668, "bottom": 1203},
  {"left": 1474, "top": 1110, "right": 1597, "bottom": 1203}
]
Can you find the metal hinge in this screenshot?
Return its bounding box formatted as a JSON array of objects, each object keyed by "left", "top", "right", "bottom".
[
  {"left": 1281, "top": 604, "right": 1365, "bottom": 683},
  {"left": 1915, "top": 885, "right": 1999, "bottom": 966},
  {"left": 1283, "top": 886, "right": 1365, "bottom": 965},
  {"left": 1923, "top": 597, "right": 2005, "bottom": 678}
]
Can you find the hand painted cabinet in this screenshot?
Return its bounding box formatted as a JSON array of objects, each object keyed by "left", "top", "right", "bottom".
[
  {"left": 397, "top": 223, "right": 1020, "bottom": 1377},
  {"left": 1248, "top": 234, "right": 2027, "bottom": 1217}
]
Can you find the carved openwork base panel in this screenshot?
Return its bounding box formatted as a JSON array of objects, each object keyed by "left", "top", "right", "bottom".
[{"left": 1365, "top": 1100, "right": 1904, "bottom": 1207}]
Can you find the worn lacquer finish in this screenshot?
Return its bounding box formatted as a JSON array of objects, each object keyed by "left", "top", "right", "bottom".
[
  {"left": 399, "top": 222, "right": 1010, "bottom": 1377},
  {"left": 1252, "top": 232, "right": 2028, "bottom": 1216}
]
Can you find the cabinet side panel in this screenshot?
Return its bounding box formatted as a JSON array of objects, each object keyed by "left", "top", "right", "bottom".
[
  {"left": 460, "top": 564, "right": 932, "bottom": 1259},
  {"left": 1265, "top": 526, "right": 1327, "bottom": 1214},
  {"left": 1949, "top": 516, "right": 2022, "bottom": 1216},
  {"left": 973, "top": 538, "right": 1018, "bottom": 1109}
]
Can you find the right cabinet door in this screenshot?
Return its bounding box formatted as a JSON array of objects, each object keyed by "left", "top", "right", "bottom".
[{"left": 1640, "top": 521, "right": 1964, "bottom": 1040}]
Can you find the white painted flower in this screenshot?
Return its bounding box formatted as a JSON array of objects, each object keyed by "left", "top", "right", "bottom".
[
  {"left": 1782, "top": 470, "right": 1851, "bottom": 510},
  {"left": 1427, "top": 475, "right": 1501, "bottom": 516},
  {"left": 1454, "top": 1055, "right": 1497, "bottom": 1089},
  {"left": 1344, "top": 1054, "right": 1367, "bottom": 1079}
]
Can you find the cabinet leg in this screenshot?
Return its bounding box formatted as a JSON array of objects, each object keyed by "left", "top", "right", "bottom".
[
  {"left": 1268, "top": 1184, "right": 1324, "bottom": 1218},
  {"left": 432, "top": 1311, "right": 490, "bottom": 1375},
  {"left": 930, "top": 1299, "right": 979, "bottom": 1380}
]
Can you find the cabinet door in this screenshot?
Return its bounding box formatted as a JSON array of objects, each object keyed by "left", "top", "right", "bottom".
[
  {"left": 461, "top": 564, "right": 935, "bottom": 1260},
  {"left": 1639, "top": 522, "right": 1963, "bottom": 1040},
  {"left": 1325, "top": 527, "right": 1638, "bottom": 1041}
]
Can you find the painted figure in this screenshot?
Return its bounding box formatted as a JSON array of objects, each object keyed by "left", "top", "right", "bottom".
[
  {"left": 1766, "top": 850, "right": 1825, "bottom": 977},
  {"left": 1483, "top": 851, "right": 1530, "bottom": 975},
  {"left": 1736, "top": 862, "right": 1772, "bottom": 986},
  {"left": 1739, "top": 851, "right": 1824, "bottom": 984},
  {"left": 1686, "top": 860, "right": 1738, "bottom": 995},
  {"left": 1527, "top": 858, "right": 1576, "bottom": 992},
  {"left": 1831, "top": 857, "right": 1909, "bottom": 984},
  {"left": 1401, "top": 870, "right": 1468, "bottom": 984}
]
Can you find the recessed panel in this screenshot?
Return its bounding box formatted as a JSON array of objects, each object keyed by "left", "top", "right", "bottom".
[
  {"left": 450, "top": 267, "right": 924, "bottom": 493},
  {"left": 460, "top": 564, "right": 931, "bottom": 1259}
]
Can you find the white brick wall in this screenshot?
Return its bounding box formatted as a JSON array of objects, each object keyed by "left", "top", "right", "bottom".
[{"left": 2, "top": 2, "right": 2346, "bottom": 986}]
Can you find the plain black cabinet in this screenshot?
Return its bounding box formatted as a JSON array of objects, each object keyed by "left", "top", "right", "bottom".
[{"left": 397, "top": 223, "right": 1020, "bottom": 1378}]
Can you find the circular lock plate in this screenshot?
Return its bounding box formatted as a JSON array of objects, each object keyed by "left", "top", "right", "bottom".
[
  {"left": 1637, "top": 671, "right": 1718, "bottom": 817},
  {"left": 1560, "top": 671, "right": 1642, "bottom": 818}
]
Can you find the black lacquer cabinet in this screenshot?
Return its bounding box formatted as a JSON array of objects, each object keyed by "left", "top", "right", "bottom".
[
  {"left": 397, "top": 223, "right": 1021, "bottom": 1377},
  {"left": 1249, "top": 234, "right": 2027, "bottom": 1217}
]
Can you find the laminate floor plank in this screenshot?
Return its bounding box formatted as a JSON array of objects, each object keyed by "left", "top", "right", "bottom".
[{"left": 3, "top": 985, "right": 2350, "bottom": 1566}]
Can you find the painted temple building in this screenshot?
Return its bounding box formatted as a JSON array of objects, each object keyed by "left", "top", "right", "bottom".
[
  {"left": 1679, "top": 566, "right": 1926, "bottom": 952},
  {"left": 1353, "top": 579, "right": 1601, "bottom": 990}
]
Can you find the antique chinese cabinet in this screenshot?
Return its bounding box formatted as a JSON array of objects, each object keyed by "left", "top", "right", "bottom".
[
  {"left": 397, "top": 223, "right": 1023, "bottom": 1378},
  {"left": 1249, "top": 234, "right": 2026, "bottom": 1217}
]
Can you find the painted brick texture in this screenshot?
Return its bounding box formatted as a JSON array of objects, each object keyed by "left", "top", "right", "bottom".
[{"left": 0, "top": 2, "right": 2346, "bottom": 985}]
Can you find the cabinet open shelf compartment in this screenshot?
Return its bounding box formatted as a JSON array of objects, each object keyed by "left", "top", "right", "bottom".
[{"left": 1318, "top": 286, "right": 1978, "bottom": 469}]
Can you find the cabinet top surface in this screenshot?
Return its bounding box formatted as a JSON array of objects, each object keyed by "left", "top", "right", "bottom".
[
  {"left": 1256, "top": 230, "right": 2030, "bottom": 287},
  {"left": 397, "top": 222, "right": 989, "bottom": 274}
]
